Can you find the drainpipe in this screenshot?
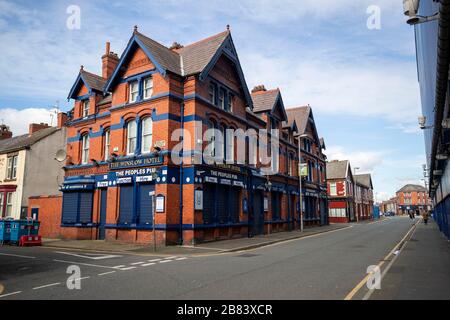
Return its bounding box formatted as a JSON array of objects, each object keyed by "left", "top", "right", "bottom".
[{"left": 179, "top": 102, "right": 185, "bottom": 245}]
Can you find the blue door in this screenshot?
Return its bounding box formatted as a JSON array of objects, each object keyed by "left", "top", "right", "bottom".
[{"left": 98, "top": 189, "right": 107, "bottom": 240}]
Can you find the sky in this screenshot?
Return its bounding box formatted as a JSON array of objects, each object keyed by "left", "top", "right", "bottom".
[{"left": 0, "top": 0, "right": 426, "bottom": 201}]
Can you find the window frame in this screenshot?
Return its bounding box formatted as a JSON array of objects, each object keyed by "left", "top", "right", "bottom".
[
  {"left": 6, "top": 155, "right": 18, "bottom": 180},
  {"left": 129, "top": 80, "right": 139, "bottom": 103},
  {"left": 81, "top": 134, "right": 90, "bottom": 164},
  {"left": 104, "top": 129, "right": 110, "bottom": 161},
  {"left": 209, "top": 83, "right": 216, "bottom": 105},
  {"left": 330, "top": 182, "right": 337, "bottom": 196},
  {"left": 141, "top": 117, "right": 153, "bottom": 154},
  {"left": 225, "top": 128, "right": 235, "bottom": 163},
  {"left": 218, "top": 88, "right": 225, "bottom": 110},
  {"left": 227, "top": 92, "right": 234, "bottom": 112},
  {"left": 143, "top": 77, "right": 153, "bottom": 100},
  {"left": 0, "top": 193, "right": 3, "bottom": 217},
  {"left": 5, "top": 192, "right": 13, "bottom": 217},
  {"left": 126, "top": 120, "right": 138, "bottom": 155},
  {"left": 82, "top": 99, "right": 90, "bottom": 118}
]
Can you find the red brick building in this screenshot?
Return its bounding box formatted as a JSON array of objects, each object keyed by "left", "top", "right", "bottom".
[
  {"left": 326, "top": 160, "right": 356, "bottom": 223},
  {"left": 354, "top": 174, "right": 374, "bottom": 221},
  {"left": 396, "top": 184, "right": 430, "bottom": 216},
  {"left": 32, "top": 27, "right": 327, "bottom": 245}
]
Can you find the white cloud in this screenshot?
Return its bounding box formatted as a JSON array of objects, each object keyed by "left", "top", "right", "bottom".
[
  {"left": 0, "top": 108, "right": 58, "bottom": 136},
  {"left": 325, "top": 145, "right": 385, "bottom": 173}
]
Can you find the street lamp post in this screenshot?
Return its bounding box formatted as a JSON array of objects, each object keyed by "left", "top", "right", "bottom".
[{"left": 298, "top": 134, "right": 308, "bottom": 232}]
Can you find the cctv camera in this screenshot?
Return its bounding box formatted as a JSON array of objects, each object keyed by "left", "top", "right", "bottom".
[
  {"left": 418, "top": 115, "right": 426, "bottom": 128},
  {"left": 403, "top": 0, "right": 419, "bottom": 17}
]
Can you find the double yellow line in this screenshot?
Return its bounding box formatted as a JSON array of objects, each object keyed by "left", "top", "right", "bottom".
[{"left": 344, "top": 220, "right": 419, "bottom": 300}]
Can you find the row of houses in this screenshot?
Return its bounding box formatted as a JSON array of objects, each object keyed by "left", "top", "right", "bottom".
[
  {"left": 379, "top": 184, "right": 431, "bottom": 216},
  {"left": 0, "top": 27, "right": 374, "bottom": 245}
]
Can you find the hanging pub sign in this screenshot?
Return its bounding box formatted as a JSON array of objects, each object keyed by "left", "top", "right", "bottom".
[
  {"left": 110, "top": 155, "right": 163, "bottom": 170},
  {"left": 299, "top": 163, "right": 308, "bottom": 177}
]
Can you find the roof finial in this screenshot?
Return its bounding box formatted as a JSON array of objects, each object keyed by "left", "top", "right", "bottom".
[
  {"left": 80, "top": 65, "right": 84, "bottom": 71},
  {"left": 226, "top": 24, "right": 230, "bottom": 31},
  {"left": 134, "top": 25, "right": 138, "bottom": 33}
]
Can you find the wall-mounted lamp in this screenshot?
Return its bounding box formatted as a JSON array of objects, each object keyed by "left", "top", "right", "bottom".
[
  {"left": 418, "top": 116, "right": 434, "bottom": 129},
  {"left": 403, "top": 0, "right": 440, "bottom": 25}
]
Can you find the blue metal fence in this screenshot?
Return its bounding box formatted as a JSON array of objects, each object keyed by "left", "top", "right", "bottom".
[{"left": 433, "top": 196, "right": 450, "bottom": 240}]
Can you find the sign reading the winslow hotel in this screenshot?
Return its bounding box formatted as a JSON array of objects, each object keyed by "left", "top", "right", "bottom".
[{"left": 52, "top": 26, "right": 327, "bottom": 245}]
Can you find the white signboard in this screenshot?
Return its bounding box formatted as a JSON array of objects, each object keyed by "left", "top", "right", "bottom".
[
  {"left": 194, "top": 189, "right": 203, "bottom": 210},
  {"left": 264, "top": 197, "right": 269, "bottom": 212},
  {"left": 136, "top": 175, "right": 153, "bottom": 183},
  {"left": 156, "top": 195, "right": 165, "bottom": 213}
]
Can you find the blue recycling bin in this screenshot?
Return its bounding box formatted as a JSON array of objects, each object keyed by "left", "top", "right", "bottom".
[
  {"left": 0, "top": 220, "right": 12, "bottom": 244},
  {"left": 10, "top": 220, "right": 39, "bottom": 244}
]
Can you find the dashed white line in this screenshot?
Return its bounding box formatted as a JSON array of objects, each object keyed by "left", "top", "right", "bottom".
[
  {"left": 147, "top": 258, "right": 162, "bottom": 262},
  {"left": 98, "top": 271, "right": 116, "bottom": 276},
  {"left": 0, "top": 253, "right": 35, "bottom": 259},
  {"left": 175, "top": 257, "right": 187, "bottom": 261},
  {"left": 33, "top": 283, "right": 61, "bottom": 290},
  {"left": 142, "top": 262, "right": 156, "bottom": 267},
  {"left": 159, "top": 260, "right": 172, "bottom": 264},
  {"left": 118, "top": 267, "right": 137, "bottom": 271},
  {"left": 112, "top": 265, "right": 126, "bottom": 268},
  {"left": 130, "top": 261, "right": 145, "bottom": 265},
  {"left": 164, "top": 256, "right": 177, "bottom": 259},
  {"left": 74, "top": 276, "right": 90, "bottom": 281},
  {"left": 0, "top": 291, "right": 22, "bottom": 298}
]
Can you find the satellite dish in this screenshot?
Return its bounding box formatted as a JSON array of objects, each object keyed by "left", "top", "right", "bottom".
[{"left": 55, "top": 149, "right": 67, "bottom": 162}]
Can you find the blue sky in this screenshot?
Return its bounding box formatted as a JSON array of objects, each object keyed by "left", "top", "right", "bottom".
[{"left": 0, "top": 0, "right": 426, "bottom": 200}]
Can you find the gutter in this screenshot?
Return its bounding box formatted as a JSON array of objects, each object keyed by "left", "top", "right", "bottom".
[{"left": 430, "top": 0, "right": 450, "bottom": 195}]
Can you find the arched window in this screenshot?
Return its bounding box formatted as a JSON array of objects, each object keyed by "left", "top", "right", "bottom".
[
  {"left": 103, "top": 129, "right": 110, "bottom": 161},
  {"left": 81, "top": 134, "right": 90, "bottom": 164},
  {"left": 141, "top": 117, "right": 153, "bottom": 154},
  {"left": 126, "top": 120, "right": 137, "bottom": 155}
]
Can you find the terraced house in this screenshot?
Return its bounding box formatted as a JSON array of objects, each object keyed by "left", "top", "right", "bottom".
[{"left": 52, "top": 26, "right": 328, "bottom": 245}]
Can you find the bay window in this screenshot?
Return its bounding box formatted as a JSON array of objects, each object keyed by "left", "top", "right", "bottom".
[
  {"left": 141, "top": 117, "right": 153, "bottom": 154},
  {"left": 126, "top": 120, "right": 137, "bottom": 155}
]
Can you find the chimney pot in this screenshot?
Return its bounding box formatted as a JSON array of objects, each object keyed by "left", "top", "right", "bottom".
[
  {"left": 251, "top": 85, "right": 267, "bottom": 93},
  {"left": 29, "top": 123, "right": 50, "bottom": 135}
]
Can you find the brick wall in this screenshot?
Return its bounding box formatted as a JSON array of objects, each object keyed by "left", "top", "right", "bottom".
[{"left": 28, "top": 195, "right": 63, "bottom": 238}]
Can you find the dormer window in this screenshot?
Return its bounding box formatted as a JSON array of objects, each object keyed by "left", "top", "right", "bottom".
[
  {"left": 129, "top": 80, "right": 139, "bottom": 103},
  {"left": 227, "top": 93, "right": 234, "bottom": 112},
  {"left": 82, "top": 100, "right": 89, "bottom": 117},
  {"left": 143, "top": 77, "right": 153, "bottom": 99}
]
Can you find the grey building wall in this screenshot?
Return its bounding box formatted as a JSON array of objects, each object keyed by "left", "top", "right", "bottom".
[{"left": 21, "top": 127, "right": 67, "bottom": 211}]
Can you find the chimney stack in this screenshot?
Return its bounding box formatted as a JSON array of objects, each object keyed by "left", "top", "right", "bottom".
[
  {"left": 29, "top": 123, "right": 50, "bottom": 135},
  {"left": 57, "top": 112, "right": 68, "bottom": 128},
  {"left": 251, "top": 85, "right": 267, "bottom": 93},
  {"left": 0, "top": 124, "right": 12, "bottom": 140},
  {"left": 102, "top": 42, "right": 119, "bottom": 80}
]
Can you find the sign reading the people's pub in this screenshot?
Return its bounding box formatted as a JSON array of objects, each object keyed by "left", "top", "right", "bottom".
[{"left": 109, "top": 155, "right": 163, "bottom": 170}]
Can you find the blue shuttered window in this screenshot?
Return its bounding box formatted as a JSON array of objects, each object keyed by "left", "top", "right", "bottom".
[
  {"left": 230, "top": 187, "right": 240, "bottom": 223},
  {"left": 139, "top": 184, "right": 154, "bottom": 225},
  {"left": 79, "top": 192, "right": 93, "bottom": 223},
  {"left": 62, "top": 192, "right": 93, "bottom": 224},
  {"left": 119, "top": 185, "right": 134, "bottom": 224},
  {"left": 217, "top": 185, "right": 228, "bottom": 224},
  {"left": 203, "top": 184, "right": 215, "bottom": 225},
  {"left": 62, "top": 192, "right": 78, "bottom": 224}
]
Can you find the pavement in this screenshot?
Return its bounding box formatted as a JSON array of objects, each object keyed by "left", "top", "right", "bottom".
[
  {"left": 368, "top": 218, "right": 450, "bottom": 300},
  {"left": 0, "top": 216, "right": 448, "bottom": 299},
  {"left": 41, "top": 223, "right": 351, "bottom": 256}
]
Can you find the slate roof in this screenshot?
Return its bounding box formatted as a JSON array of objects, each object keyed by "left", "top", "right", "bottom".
[
  {"left": 0, "top": 127, "right": 59, "bottom": 154},
  {"left": 251, "top": 89, "right": 280, "bottom": 113},
  {"left": 354, "top": 174, "right": 373, "bottom": 189},
  {"left": 397, "top": 184, "right": 427, "bottom": 193},
  {"left": 135, "top": 32, "right": 182, "bottom": 75},
  {"left": 80, "top": 70, "right": 106, "bottom": 92},
  {"left": 178, "top": 30, "right": 230, "bottom": 76},
  {"left": 326, "top": 160, "right": 350, "bottom": 180},
  {"left": 286, "top": 106, "right": 310, "bottom": 136}
]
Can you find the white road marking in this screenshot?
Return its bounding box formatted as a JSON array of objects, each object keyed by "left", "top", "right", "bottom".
[
  {"left": 164, "top": 256, "right": 177, "bottom": 259},
  {"left": 142, "top": 262, "right": 156, "bottom": 267},
  {"left": 33, "top": 283, "right": 61, "bottom": 290},
  {"left": 55, "top": 251, "right": 122, "bottom": 260},
  {"left": 118, "top": 267, "right": 137, "bottom": 271},
  {"left": 175, "top": 257, "right": 187, "bottom": 261},
  {"left": 54, "top": 259, "right": 120, "bottom": 270},
  {"left": 74, "top": 276, "right": 90, "bottom": 281},
  {"left": 0, "top": 291, "right": 22, "bottom": 298},
  {"left": 159, "top": 260, "right": 172, "bottom": 264},
  {"left": 112, "top": 265, "right": 126, "bottom": 268},
  {"left": 0, "top": 253, "right": 36, "bottom": 259},
  {"left": 98, "top": 271, "right": 116, "bottom": 276},
  {"left": 147, "top": 258, "right": 162, "bottom": 262},
  {"left": 131, "top": 262, "right": 145, "bottom": 265}
]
